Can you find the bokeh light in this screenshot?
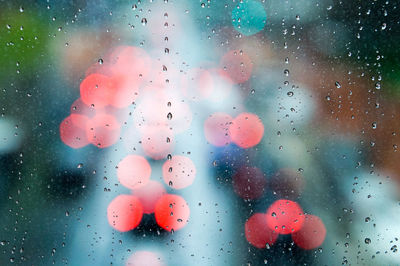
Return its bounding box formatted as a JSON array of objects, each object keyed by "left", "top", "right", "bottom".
[
  {"left": 232, "top": 166, "right": 266, "bottom": 200},
  {"left": 117, "top": 155, "right": 151, "bottom": 190},
  {"left": 133, "top": 88, "right": 192, "bottom": 134},
  {"left": 269, "top": 168, "right": 305, "bottom": 199},
  {"left": 70, "top": 98, "right": 97, "bottom": 118},
  {"left": 86, "top": 113, "right": 121, "bottom": 148},
  {"left": 141, "top": 125, "right": 174, "bottom": 160},
  {"left": 265, "top": 199, "right": 305, "bottom": 234},
  {"left": 126, "top": 251, "right": 165, "bottom": 266},
  {"left": 220, "top": 50, "right": 253, "bottom": 84},
  {"left": 204, "top": 112, "right": 232, "bottom": 147},
  {"left": 181, "top": 68, "right": 214, "bottom": 101},
  {"left": 107, "top": 195, "right": 143, "bottom": 232},
  {"left": 131, "top": 180, "right": 166, "bottom": 214},
  {"left": 162, "top": 155, "right": 196, "bottom": 189},
  {"left": 59, "top": 114, "right": 90, "bottom": 149},
  {"left": 229, "top": 112, "right": 264, "bottom": 148},
  {"left": 108, "top": 46, "right": 152, "bottom": 81},
  {"left": 80, "top": 73, "right": 114, "bottom": 108},
  {"left": 231, "top": 0, "right": 267, "bottom": 36},
  {"left": 291, "top": 214, "right": 326, "bottom": 250},
  {"left": 245, "top": 213, "right": 279, "bottom": 248},
  {"left": 207, "top": 68, "right": 234, "bottom": 103},
  {"left": 154, "top": 194, "right": 190, "bottom": 232}
]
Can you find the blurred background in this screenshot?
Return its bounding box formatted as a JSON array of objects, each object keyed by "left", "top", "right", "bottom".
[{"left": 0, "top": 0, "right": 400, "bottom": 265}]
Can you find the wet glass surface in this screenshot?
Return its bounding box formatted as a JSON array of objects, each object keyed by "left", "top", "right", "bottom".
[{"left": 0, "top": 0, "right": 400, "bottom": 265}]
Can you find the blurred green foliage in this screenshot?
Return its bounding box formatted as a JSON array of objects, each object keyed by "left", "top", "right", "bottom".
[{"left": 0, "top": 7, "right": 49, "bottom": 80}]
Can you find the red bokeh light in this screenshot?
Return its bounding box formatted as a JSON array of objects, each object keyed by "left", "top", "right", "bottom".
[
  {"left": 245, "top": 213, "right": 279, "bottom": 248},
  {"left": 265, "top": 199, "right": 305, "bottom": 234},
  {"left": 84, "top": 46, "right": 152, "bottom": 109},
  {"left": 117, "top": 155, "right": 151, "bottom": 190},
  {"left": 141, "top": 125, "right": 174, "bottom": 160},
  {"left": 109, "top": 46, "right": 152, "bottom": 80},
  {"left": 220, "top": 50, "right": 253, "bottom": 84},
  {"left": 204, "top": 112, "right": 232, "bottom": 147},
  {"left": 86, "top": 113, "right": 121, "bottom": 148},
  {"left": 162, "top": 155, "right": 196, "bottom": 189},
  {"left": 269, "top": 168, "right": 305, "bottom": 200},
  {"left": 232, "top": 166, "right": 267, "bottom": 200},
  {"left": 80, "top": 73, "right": 114, "bottom": 108},
  {"left": 291, "top": 214, "right": 326, "bottom": 250},
  {"left": 107, "top": 195, "right": 143, "bottom": 232},
  {"left": 59, "top": 114, "right": 90, "bottom": 149},
  {"left": 131, "top": 180, "right": 166, "bottom": 214},
  {"left": 229, "top": 112, "right": 264, "bottom": 148},
  {"left": 154, "top": 194, "right": 190, "bottom": 232}
]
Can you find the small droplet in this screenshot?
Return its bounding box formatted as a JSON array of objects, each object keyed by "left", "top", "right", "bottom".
[
  {"left": 284, "top": 69, "right": 290, "bottom": 76},
  {"left": 364, "top": 238, "right": 371, "bottom": 244}
]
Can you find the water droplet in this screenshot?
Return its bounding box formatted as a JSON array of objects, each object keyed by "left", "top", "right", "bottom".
[
  {"left": 284, "top": 69, "right": 290, "bottom": 76},
  {"left": 365, "top": 238, "right": 371, "bottom": 244},
  {"left": 167, "top": 112, "right": 172, "bottom": 120},
  {"left": 141, "top": 18, "right": 147, "bottom": 25},
  {"left": 335, "top": 81, "right": 341, "bottom": 88}
]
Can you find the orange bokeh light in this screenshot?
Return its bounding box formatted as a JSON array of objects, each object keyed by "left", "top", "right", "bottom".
[
  {"left": 107, "top": 195, "right": 143, "bottom": 232},
  {"left": 154, "top": 194, "right": 190, "bottom": 232},
  {"left": 117, "top": 155, "right": 151, "bottom": 190}
]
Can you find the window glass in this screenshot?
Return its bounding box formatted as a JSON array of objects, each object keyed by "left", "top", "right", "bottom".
[{"left": 0, "top": 0, "right": 399, "bottom": 265}]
